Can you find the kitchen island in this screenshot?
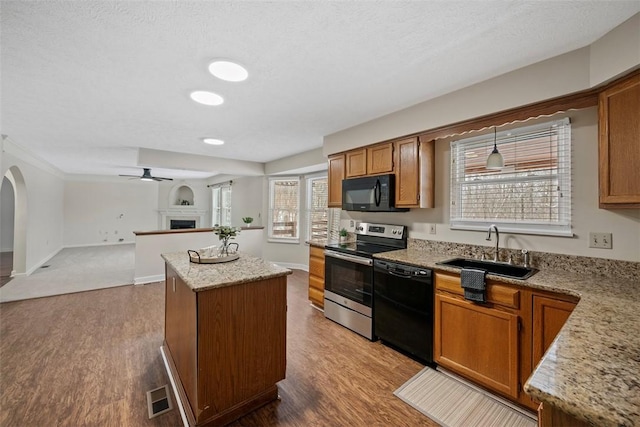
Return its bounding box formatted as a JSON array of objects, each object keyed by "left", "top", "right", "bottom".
[{"left": 161, "top": 251, "right": 292, "bottom": 427}]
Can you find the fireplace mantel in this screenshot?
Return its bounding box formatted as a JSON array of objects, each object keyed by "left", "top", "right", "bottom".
[{"left": 158, "top": 208, "right": 208, "bottom": 230}]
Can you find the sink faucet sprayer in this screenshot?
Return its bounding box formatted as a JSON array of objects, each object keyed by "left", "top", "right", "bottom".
[{"left": 486, "top": 224, "right": 500, "bottom": 262}]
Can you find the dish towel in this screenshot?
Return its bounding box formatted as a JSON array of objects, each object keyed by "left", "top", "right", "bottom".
[{"left": 460, "top": 268, "right": 487, "bottom": 303}]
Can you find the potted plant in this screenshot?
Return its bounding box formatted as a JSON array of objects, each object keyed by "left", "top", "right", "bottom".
[
  {"left": 242, "top": 217, "right": 254, "bottom": 227},
  {"left": 214, "top": 225, "right": 241, "bottom": 256},
  {"left": 339, "top": 228, "right": 348, "bottom": 243}
]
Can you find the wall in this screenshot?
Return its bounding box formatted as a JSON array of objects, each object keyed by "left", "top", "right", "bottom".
[
  {"left": 326, "top": 20, "right": 640, "bottom": 263},
  {"left": 342, "top": 108, "right": 640, "bottom": 262},
  {"left": 63, "top": 178, "right": 159, "bottom": 247},
  {"left": 1, "top": 137, "right": 65, "bottom": 274},
  {"left": 230, "top": 176, "right": 265, "bottom": 228},
  {"left": 0, "top": 177, "right": 15, "bottom": 252}
]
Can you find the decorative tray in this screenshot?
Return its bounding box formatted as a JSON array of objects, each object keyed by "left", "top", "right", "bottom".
[{"left": 187, "top": 249, "right": 239, "bottom": 264}]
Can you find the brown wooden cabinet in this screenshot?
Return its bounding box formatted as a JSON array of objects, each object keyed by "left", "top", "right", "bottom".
[
  {"left": 538, "top": 402, "right": 591, "bottom": 427},
  {"left": 308, "top": 245, "right": 325, "bottom": 308},
  {"left": 328, "top": 154, "right": 345, "bottom": 208},
  {"left": 366, "top": 142, "right": 394, "bottom": 175},
  {"left": 532, "top": 295, "right": 576, "bottom": 366},
  {"left": 164, "top": 264, "right": 287, "bottom": 426},
  {"left": 345, "top": 148, "right": 367, "bottom": 178},
  {"left": 598, "top": 71, "right": 640, "bottom": 208},
  {"left": 394, "top": 136, "right": 434, "bottom": 208},
  {"left": 434, "top": 291, "right": 520, "bottom": 399},
  {"left": 345, "top": 142, "right": 394, "bottom": 178}
]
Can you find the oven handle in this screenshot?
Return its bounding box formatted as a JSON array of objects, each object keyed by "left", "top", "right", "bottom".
[{"left": 324, "top": 250, "right": 373, "bottom": 266}]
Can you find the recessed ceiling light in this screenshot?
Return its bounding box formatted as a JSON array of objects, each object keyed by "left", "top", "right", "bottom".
[
  {"left": 208, "top": 61, "right": 248, "bottom": 82},
  {"left": 202, "top": 138, "right": 224, "bottom": 145},
  {"left": 190, "top": 91, "right": 224, "bottom": 106}
]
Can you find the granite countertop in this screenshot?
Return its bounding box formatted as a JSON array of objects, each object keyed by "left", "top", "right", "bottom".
[
  {"left": 374, "top": 248, "right": 640, "bottom": 427},
  {"left": 162, "top": 251, "right": 292, "bottom": 292},
  {"left": 306, "top": 238, "right": 327, "bottom": 248}
]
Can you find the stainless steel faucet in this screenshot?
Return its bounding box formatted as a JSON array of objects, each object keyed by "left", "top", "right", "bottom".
[{"left": 486, "top": 224, "right": 500, "bottom": 262}]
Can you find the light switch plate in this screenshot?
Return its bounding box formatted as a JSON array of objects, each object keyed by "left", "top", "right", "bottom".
[
  {"left": 429, "top": 224, "right": 437, "bottom": 234},
  {"left": 589, "top": 232, "right": 612, "bottom": 249}
]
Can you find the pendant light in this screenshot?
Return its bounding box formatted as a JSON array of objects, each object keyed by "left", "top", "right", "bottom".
[{"left": 486, "top": 127, "right": 504, "bottom": 169}]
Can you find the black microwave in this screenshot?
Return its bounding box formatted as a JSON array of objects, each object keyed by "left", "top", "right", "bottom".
[{"left": 342, "top": 174, "right": 409, "bottom": 212}]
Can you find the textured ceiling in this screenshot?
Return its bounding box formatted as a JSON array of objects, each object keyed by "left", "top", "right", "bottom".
[{"left": 1, "top": 1, "right": 639, "bottom": 179}]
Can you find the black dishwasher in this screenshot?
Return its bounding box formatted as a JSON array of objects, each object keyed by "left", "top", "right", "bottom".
[{"left": 373, "top": 259, "right": 433, "bottom": 364}]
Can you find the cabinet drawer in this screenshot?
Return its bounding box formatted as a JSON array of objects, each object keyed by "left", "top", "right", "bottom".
[
  {"left": 308, "top": 281, "right": 324, "bottom": 308},
  {"left": 309, "top": 245, "right": 325, "bottom": 258},
  {"left": 435, "top": 272, "right": 520, "bottom": 309},
  {"left": 309, "top": 257, "right": 325, "bottom": 279}
]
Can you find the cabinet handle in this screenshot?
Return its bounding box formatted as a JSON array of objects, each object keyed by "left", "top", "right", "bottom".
[{"left": 172, "top": 277, "right": 176, "bottom": 293}]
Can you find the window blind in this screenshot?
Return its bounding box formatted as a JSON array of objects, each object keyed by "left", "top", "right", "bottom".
[
  {"left": 269, "top": 178, "right": 300, "bottom": 241},
  {"left": 211, "top": 183, "right": 232, "bottom": 226},
  {"left": 308, "top": 177, "right": 329, "bottom": 240},
  {"left": 450, "top": 118, "right": 572, "bottom": 236}
]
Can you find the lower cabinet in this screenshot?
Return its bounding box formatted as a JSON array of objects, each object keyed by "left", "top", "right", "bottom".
[
  {"left": 308, "top": 245, "right": 325, "bottom": 308},
  {"left": 532, "top": 295, "right": 576, "bottom": 363},
  {"left": 434, "top": 293, "right": 520, "bottom": 399},
  {"left": 434, "top": 271, "right": 578, "bottom": 412},
  {"left": 538, "top": 402, "right": 591, "bottom": 427}
]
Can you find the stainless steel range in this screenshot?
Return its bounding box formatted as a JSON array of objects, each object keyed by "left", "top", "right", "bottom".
[{"left": 324, "top": 222, "right": 407, "bottom": 340}]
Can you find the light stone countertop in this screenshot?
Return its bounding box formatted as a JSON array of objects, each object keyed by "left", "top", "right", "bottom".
[
  {"left": 374, "top": 248, "right": 640, "bottom": 427},
  {"left": 162, "top": 251, "right": 292, "bottom": 292}
]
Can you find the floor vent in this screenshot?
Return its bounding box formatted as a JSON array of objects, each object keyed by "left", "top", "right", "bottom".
[{"left": 146, "top": 384, "right": 173, "bottom": 419}]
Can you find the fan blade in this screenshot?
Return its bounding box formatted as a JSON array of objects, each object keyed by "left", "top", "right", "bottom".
[
  {"left": 153, "top": 177, "right": 173, "bottom": 181},
  {"left": 119, "top": 174, "right": 141, "bottom": 178}
]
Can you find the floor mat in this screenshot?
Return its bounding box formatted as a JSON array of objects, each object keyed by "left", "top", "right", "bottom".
[{"left": 394, "top": 367, "right": 536, "bottom": 427}]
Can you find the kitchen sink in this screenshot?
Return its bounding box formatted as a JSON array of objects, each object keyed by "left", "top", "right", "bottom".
[{"left": 436, "top": 257, "right": 538, "bottom": 280}]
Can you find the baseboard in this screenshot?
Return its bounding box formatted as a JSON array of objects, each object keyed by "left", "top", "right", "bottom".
[
  {"left": 63, "top": 241, "right": 135, "bottom": 249},
  {"left": 134, "top": 274, "right": 165, "bottom": 285},
  {"left": 160, "top": 346, "right": 189, "bottom": 427},
  {"left": 25, "top": 246, "right": 64, "bottom": 276},
  {"left": 270, "top": 262, "right": 307, "bottom": 271}
]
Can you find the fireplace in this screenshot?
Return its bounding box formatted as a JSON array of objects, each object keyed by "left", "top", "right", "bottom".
[{"left": 170, "top": 220, "right": 196, "bottom": 230}]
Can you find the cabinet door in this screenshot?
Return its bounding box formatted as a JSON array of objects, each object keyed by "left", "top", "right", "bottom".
[
  {"left": 394, "top": 137, "right": 434, "bottom": 208},
  {"left": 308, "top": 246, "right": 325, "bottom": 308},
  {"left": 164, "top": 265, "right": 198, "bottom": 409},
  {"left": 434, "top": 293, "right": 519, "bottom": 399},
  {"left": 345, "top": 149, "right": 367, "bottom": 178},
  {"left": 532, "top": 296, "right": 575, "bottom": 363},
  {"left": 328, "top": 154, "right": 345, "bottom": 208},
  {"left": 367, "top": 142, "right": 394, "bottom": 175},
  {"left": 599, "top": 72, "right": 640, "bottom": 208}
]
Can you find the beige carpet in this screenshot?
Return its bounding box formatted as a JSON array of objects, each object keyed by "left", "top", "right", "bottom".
[
  {"left": 395, "top": 367, "right": 536, "bottom": 427},
  {"left": 0, "top": 244, "right": 135, "bottom": 303}
]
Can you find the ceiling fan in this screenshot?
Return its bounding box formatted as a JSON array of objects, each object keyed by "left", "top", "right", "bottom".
[{"left": 119, "top": 168, "right": 173, "bottom": 182}]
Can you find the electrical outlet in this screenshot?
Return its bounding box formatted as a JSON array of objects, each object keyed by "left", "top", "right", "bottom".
[
  {"left": 429, "top": 224, "right": 437, "bottom": 234},
  {"left": 589, "top": 232, "right": 613, "bottom": 249}
]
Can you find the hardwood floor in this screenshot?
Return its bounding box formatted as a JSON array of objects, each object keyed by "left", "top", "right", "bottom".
[
  {"left": 0, "top": 269, "right": 437, "bottom": 426},
  {"left": 0, "top": 251, "right": 12, "bottom": 287}
]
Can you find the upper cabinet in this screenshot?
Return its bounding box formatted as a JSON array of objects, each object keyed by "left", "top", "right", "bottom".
[
  {"left": 345, "top": 142, "right": 394, "bottom": 178},
  {"left": 328, "top": 154, "right": 345, "bottom": 208},
  {"left": 367, "top": 142, "right": 394, "bottom": 175},
  {"left": 598, "top": 72, "right": 640, "bottom": 209},
  {"left": 395, "top": 137, "right": 434, "bottom": 208}
]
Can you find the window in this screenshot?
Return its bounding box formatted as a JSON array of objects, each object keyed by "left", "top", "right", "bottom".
[
  {"left": 307, "top": 176, "right": 329, "bottom": 240},
  {"left": 211, "top": 183, "right": 232, "bottom": 226},
  {"left": 268, "top": 177, "right": 300, "bottom": 242},
  {"left": 450, "top": 118, "right": 571, "bottom": 236}
]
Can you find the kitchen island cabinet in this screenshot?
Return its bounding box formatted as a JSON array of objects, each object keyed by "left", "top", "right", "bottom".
[{"left": 162, "top": 252, "right": 291, "bottom": 427}]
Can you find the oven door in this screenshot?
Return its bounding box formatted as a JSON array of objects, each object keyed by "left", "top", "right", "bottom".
[{"left": 324, "top": 250, "right": 373, "bottom": 313}]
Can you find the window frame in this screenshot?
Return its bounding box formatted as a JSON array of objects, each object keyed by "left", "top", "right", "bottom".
[
  {"left": 211, "top": 183, "right": 232, "bottom": 226},
  {"left": 449, "top": 118, "right": 572, "bottom": 237},
  {"left": 306, "top": 174, "right": 328, "bottom": 241},
  {"left": 268, "top": 176, "right": 301, "bottom": 244}
]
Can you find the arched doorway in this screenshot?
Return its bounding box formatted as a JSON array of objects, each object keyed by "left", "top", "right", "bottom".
[
  {"left": 1, "top": 177, "right": 15, "bottom": 285},
  {"left": 2, "top": 167, "right": 27, "bottom": 278}
]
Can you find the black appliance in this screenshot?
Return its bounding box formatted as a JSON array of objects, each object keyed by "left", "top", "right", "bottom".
[
  {"left": 342, "top": 174, "right": 409, "bottom": 212},
  {"left": 324, "top": 222, "right": 407, "bottom": 340},
  {"left": 373, "top": 259, "right": 433, "bottom": 364}
]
